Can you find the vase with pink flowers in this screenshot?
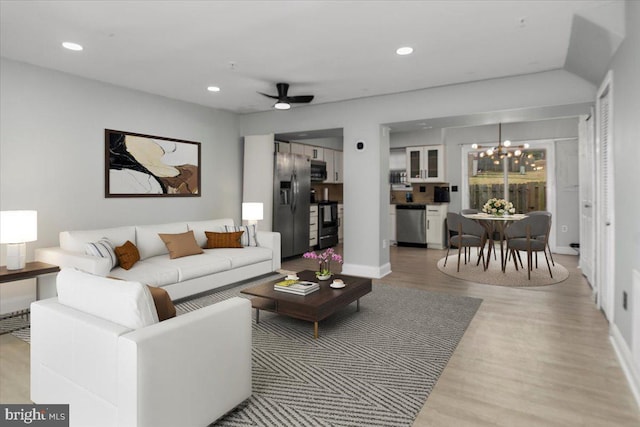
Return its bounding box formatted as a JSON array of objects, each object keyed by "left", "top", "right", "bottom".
[{"left": 302, "top": 247, "right": 343, "bottom": 280}]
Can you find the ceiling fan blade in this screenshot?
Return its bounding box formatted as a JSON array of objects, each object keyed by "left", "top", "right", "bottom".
[
  {"left": 257, "top": 91, "right": 280, "bottom": 100},
  {"left": 286, "top": 95, "right": 314, "bottom": 103}
]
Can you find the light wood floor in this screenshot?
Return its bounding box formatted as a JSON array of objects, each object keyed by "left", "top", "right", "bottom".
[
  {"left": 282, "top": 246, "right": 640, "bottom": 426},
  {"left": 1, "top": 246, "right": 639, "bottom": 426}
]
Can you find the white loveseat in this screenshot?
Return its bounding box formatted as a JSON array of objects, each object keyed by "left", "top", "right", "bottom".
[
  {"left": 36, "top": 218, "right": 281, "bottom": 300},
  {"left": 31, "top": 269, "right": 252, "bottom": 427}
]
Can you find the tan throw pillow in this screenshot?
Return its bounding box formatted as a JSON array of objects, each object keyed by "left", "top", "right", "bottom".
[
  {"left": 114, "top": 240, "right": 140, "bottom": 270},
  {"left": 146, "top": 285, "right": 177, "bottom": 321},
  {"left": 205, "top": 231, "right": 244, "bottom": 249},
  {"left": 158, "top": 230, "right": 204, "bottom": 259}
]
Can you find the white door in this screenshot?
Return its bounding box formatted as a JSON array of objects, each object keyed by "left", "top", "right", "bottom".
[
  {"left": 578, "top": 112, "right": 595, "bottom": 284},
  {"left": 595, "top": 71, "right": 615, "bottom": 321}
]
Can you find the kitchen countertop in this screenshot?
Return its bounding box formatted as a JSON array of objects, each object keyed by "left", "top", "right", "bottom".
[{"left": 391, "top": 202, "right": 449, "bottom": 206}]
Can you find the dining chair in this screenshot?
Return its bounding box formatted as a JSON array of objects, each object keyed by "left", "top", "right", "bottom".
[
  {"left": 445, "top": 212, "right": 488, "bottom": 272},
  {"left": 503, "top": 215, "right": 553, "bottom": 280},
  {"left": 459, "top": 209, "right": 478, "bottom": 258},
  {"left": 461, "top": 208, "right": 498, "bottom": 260},
  {"left": 526, "top": 211, "right": 555, "bottom": 266}
]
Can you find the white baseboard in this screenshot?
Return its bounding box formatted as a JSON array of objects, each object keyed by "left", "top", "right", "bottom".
[
  {"left": 610, "top": 323, "right": 640, "bottom": 409},
  {"left": 554, "top": 246, "right": 579, "bottom": 255},
  {"left": 341, "top": 262, "right": 391, "bottom": 279}
]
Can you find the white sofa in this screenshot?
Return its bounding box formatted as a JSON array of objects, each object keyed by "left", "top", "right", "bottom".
[
  {"left": 31, "top": 269, "right": 252, "bottom": 427},
  {"left": 36, "top": 218, "right": 281, "bottom": 300}
]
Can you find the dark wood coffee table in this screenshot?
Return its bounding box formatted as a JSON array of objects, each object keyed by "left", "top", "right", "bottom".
[{"left": 241, "top": 270, "right": 372, "bottom": 339}]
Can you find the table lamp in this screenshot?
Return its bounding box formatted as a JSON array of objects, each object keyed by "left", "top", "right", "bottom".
[
  {"left": 1, "top": 210, "right": 38, "bottom": 270},
  {"left": 242, "top": 202, "right": 263, "bottom": 227}
]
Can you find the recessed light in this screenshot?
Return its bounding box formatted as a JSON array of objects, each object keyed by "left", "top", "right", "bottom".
[
  {"left": 396, "top": 46, "right": 413, "bottom": 55},
  {"left": 207, "top": 86, "right": 221, "bottom": 92},
  {"left": 62, "top": 42, "right": 83, "bottom": 51}
]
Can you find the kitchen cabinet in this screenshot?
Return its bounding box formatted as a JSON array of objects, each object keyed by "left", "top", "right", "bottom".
[
  {"left": 275, "top": 141, "right": 290, "bottom": 153},
  {"left": 334, "top": 151, "right": 343, "bottom": 183},
  {"left": 389, "top": 204, "right": 396, "bottom": 244},
  {"left": 324, "top": 149, "right": 343, "bottom": 183},
  {"left": 325, "top": 148, "right": 335, "bottom": 182},
  {"left": 426, "top": 204, "right": 448, "bottom": 249},
  {"left": 304, "top": 145, "right": 323, "bottom": 160},
  {"left": 310, "top": 205, "right": 318, "bottom": 247},
  {"left": 338, "top": 203, "right": 344, "bottom": 242},
  {"left": 406, "top": 145, "right": 445, "bottom": 183},
  {"left": 290, "top": 142, "right": 306, "bottom": 156}
]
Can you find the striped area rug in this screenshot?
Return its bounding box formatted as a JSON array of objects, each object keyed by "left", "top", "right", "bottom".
[{"left": 177, "top": 277, "right": 482, "bottom": 426}]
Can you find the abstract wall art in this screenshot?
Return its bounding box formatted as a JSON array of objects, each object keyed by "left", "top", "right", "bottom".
[{"left": 105, "top": 129, "right": 201, "bottom": 197}]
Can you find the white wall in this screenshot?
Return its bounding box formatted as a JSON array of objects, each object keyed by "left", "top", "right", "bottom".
[
  {"left": 609, "top": 0, "right": 640, "bottom": 354},
  {"left": 390, "top": 127, "right": 441, "bottom": 148},
  {"left": 0, "top": 58, "right": 242, "bottom": 263}
]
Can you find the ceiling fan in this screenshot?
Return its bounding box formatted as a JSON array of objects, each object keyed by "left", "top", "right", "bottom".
[{"left": 258, "top": 83, "right": 314, "bottom": 110}]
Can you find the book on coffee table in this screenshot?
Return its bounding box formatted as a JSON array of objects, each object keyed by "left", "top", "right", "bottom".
[{"left": 274, "top": 280, "right": 319, "bottom": 295}]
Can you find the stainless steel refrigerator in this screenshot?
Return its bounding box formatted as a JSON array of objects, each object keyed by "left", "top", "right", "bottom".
[{"left": 273, "top": 153, "right": 311, "bottom": 258}]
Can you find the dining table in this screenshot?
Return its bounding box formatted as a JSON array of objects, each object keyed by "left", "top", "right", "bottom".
[{"left": 462, "top": 212, "right": 528, "bottom": 271}]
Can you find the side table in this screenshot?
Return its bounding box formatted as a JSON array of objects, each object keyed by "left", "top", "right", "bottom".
[{"left": 0, "top": 261, "right": 60, "bottom": 334}]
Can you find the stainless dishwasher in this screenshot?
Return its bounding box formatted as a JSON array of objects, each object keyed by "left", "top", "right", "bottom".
[{"left": 395, "top": 204, "right": 427, "bottom": 247}]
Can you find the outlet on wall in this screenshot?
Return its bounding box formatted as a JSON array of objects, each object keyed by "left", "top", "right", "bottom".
[
  {"left": 561, "top": 225, "right": 568, "bottom": 232},
  {"left": 382, "top": 239, "right": 387, "bottom": 249},
  {"left": 623, "top": 291, "right": 628, "bottom": 310}
]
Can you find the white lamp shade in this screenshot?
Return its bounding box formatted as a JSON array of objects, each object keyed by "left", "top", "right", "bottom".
[
  {"left": 0, "top": 210, "right": 38, "bottom": 243},
  {"left": 242, "top": 203, "right": 263, "bottom": 221}
]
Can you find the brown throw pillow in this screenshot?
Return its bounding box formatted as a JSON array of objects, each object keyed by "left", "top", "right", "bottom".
[
  {"left": 146, "top": 285, "right": 176, "bottom": 321},
  {"left": 158, "top": 230, "right": 204, "bottom": 259},
  {"left": 114, "top": 240, "right": 140, "bottom": 270},
  {"left": 205, "top": 230, "right": 244, "bottom": 249}
]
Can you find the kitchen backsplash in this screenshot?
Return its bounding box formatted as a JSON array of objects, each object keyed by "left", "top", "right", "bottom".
[
  {"left": 312, "top": 183, "right": 343, "bottom": 202},
  {"left": 390, "top": 183, "right": 448, "bottom": 204}
]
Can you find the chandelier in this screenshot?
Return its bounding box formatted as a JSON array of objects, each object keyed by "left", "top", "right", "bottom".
[{"left": 471, "top": 123, "right": 529, "bottom": 159}]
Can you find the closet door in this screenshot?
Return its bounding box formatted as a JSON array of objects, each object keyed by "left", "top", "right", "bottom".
[
  {"left": 578, "top": 112, "right": 595, "bottom": 284},
  {"left": 595, "top": 71, "right": 615, "bottom": 321}
]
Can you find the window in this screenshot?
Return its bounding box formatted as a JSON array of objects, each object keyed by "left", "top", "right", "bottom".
[{"left": 462, "top": 140, "right": 555, "bottom": 215}]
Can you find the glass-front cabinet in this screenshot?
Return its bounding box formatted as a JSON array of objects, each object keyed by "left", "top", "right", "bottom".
[{"left": 406, "top": 145, "right": 445, "bottom": 182}]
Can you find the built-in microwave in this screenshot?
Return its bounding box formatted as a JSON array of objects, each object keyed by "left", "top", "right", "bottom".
[{"left": 310, "top": 160, "right": 327, "bottom": 182}]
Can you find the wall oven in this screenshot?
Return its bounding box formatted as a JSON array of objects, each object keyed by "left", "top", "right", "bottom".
[{"left": 317, "top": 201, "right": 339, "bottom": 249}]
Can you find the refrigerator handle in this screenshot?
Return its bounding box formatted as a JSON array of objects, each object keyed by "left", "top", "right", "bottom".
[{"left": 291, "top": 171, "right": 297, "bottom": 213}]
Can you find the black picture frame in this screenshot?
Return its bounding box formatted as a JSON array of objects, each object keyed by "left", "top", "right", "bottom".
[{"left": 105, "top": 129, "right": 201, "bottom": 198}]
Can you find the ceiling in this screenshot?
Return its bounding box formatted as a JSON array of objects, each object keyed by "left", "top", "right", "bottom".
[{"left": 0, "top": 1, "right": 616, "bottom": 114}]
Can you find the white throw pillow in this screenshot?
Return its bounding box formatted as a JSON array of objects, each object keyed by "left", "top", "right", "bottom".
[
  {"left": 224, "top": 225, "right": 259, "bottom": 247},
  {"left": 56, "top": 268, "right": 159, "bottom": 329},
  {"left": 85, "top": 238, "right": 118, "bottom": 269}
]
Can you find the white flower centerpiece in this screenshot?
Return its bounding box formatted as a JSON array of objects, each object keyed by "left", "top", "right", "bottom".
[{"left": 482, "top": 198, "right": 515, "bottom": 216}]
